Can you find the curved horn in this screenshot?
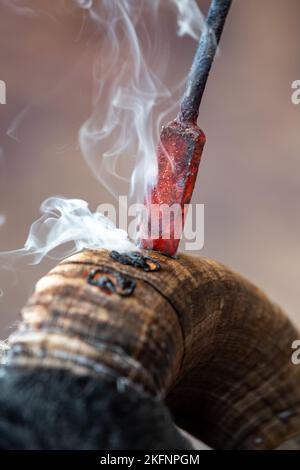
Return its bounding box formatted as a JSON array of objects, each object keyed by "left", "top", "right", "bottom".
[{"left": 7, "top": 249, "right": 300, "bottom": 449}]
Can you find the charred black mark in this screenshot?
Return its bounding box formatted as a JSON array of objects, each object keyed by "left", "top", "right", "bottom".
[
  {"left": 110, "top": 251, "right": 161, "bottom": 272},
  {"left": 87, "top": 267, "right": 136, "bottom": 297}
]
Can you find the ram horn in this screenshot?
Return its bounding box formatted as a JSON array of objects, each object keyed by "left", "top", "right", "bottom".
[{"left": 6, "top": 248, "right": 300, "bottom": 449}]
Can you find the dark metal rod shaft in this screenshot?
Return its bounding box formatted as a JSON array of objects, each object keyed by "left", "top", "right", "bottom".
[{"left": 178, "top": 0, "right": 232, "bottom": 123}]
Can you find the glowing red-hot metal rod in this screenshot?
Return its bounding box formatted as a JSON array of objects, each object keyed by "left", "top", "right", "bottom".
[{"left": 140, "top": 0, "right": 232, "bottom": 256}]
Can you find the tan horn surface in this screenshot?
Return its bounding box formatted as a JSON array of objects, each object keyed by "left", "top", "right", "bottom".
[{"left": 7, "top": 249, "right": 300, "bottom": 449}]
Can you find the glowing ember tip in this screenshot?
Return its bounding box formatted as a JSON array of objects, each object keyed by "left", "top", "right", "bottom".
[
  {"left": 139, "top": 0, "right": 231, "bottom": 257},
  {"left": 140, "top": 119, "right": 205, "bottom": 257}
]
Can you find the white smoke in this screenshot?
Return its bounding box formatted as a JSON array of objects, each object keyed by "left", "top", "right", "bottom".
[
  {"left": 171, "top": 0, "right": 204, "bottom": 39},
  {"left": 0, "top": 197, "right": 135, "bottom": 268},
  {"left": 1, "top": 0, "right": 204, "bottom": 264},
  {"left": 78, "top": 0, "right": 204, "bottom": 204},
  {"left": 26, "top": 197, "right": 136, "bottom": 259}
]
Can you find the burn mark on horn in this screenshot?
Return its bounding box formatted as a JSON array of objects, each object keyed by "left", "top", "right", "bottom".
[
  {"left": 87, "top": 267, "right": 136, "bottom": 297},
  {"left": 110, "top": 251, "right": 161, "bottom": 272}
]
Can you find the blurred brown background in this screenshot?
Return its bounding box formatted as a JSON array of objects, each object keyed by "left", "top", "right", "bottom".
[{"left": 0, "top": 0, "right": 299, "bottom": 338}]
